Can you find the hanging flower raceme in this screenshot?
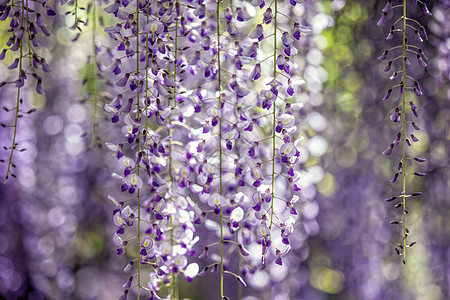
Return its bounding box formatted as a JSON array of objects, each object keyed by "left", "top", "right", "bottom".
[
  {"left": 0, "top": 0, "right": 57, "bottom": 181},
  {"left": 377, "top": 0, "right": 430, "bottom": 265}
]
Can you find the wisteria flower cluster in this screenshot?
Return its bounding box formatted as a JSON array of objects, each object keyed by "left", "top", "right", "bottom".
[
  {"left": 101, "top": 0, "right": 311, "bottom": 298},
  {"left": 0, "top": 0, "right": 57, "bottom": 181},
  {"left": 377, "top": 0, "right": 431, "bottom": 264}
]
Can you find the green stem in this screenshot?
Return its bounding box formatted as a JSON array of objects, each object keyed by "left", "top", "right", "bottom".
[
  {"left": 401, "top": 0, "right": 407, "bottom": 264},
  {"left": 74, "top": 0, "right": 78, "bottom": 28},
  {"left": 4, "top": 0, "right": 25, "bottom": 183},
  {"left": 170, "top": 3, "right": 178, "bottom": 298},
  {"left": 217, "top": 0, "right": 224, "bottom": 297},
  {"left": 26, "top": 0, "right": 31, "bottom": 66},
  {"left": 269, "top": 0, "right": 278, "bottom": 233},
  {"left": 136, "top": 3, "right": 141, "bottom": 298},
  {"left": 91, "top": 0, "right": 98, "bottom": 146}
]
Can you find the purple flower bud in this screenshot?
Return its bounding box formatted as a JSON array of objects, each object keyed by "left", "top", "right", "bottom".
[
  {"left": 249, "top": 63, "right": 261, "bottom": 80},
  {"left": 411, "top": 134, "right": 419, "bottom": 142},
  {"left": 193, "top": 4, "right": 206, "bottom": 19},
  {"left": 112, "top": 114, "right": 119, "bottom": 123},
  {"left": 393, "top": 132, "right": 401, "bottom": 145},
  {"left": 289, "top": 206, "right": 298, "bottom": 215},
  {"left": 418, "top": 49, "right": 428, "bottom": 61},
  {"left": 244, "top": 122, "right": 254, "bottom": 132},
  {"left": 253, "top": 179, "right": 261, "bottom": 187},
  {"left": 236, "top": 57, "right": 243, "bottom": 70},
  {"left": 382, "top": 0, "right": 392, "bottom": 12},
  {"left": 252, "top": 203, "right": 261, "bottom": 211},
  {"left": 384, "top": 61, "right": 392, "bottom": 72},
  {"left": 236, "top": 7, "right": 251, "bottom": 22},
  {"left": 404, "top": 57, "right": 411, "bottom": 67},
  {"left": 413, "top": 88, "right": 422, "bottom": 97},
  {"left": 414, "top": 172, "right": 426, "bottom": 177},
  {"left": 238, "top": 244, "right": 251, "bottom": 256},
  {"left": 236, "top": 276, "right": 247, "bottom": 287},
  {"left": 383, "top": 144, "right": 394, "bottom": 156},
  {"left": 224, "top": 7, "right": 232, "bottom": 21},
  {"left": 389, "top": 72, "right": 398, "bottom": 80},
  {"left": 416, "top": 54, "right": 427, "bottom": 68},
  {"left": 199, "top": 247, "right": 208, "bottom": 259},
  {"left": 249, "top": 24, "right": 264, "bottom": 41},
  {"left": 287, "top": 85, "right": 294, "bottom": 96},
  {"left": 378, "top": 50, "right": 389, "bottom": 60},
  {"left": 412, "top": 122, "right": 420, "bottom": 130},
  {"left": 243, "top": 42, "right": 258, "bottom": 58},
  {"left": 124, "top": 261, "right": 133, "bottom": 273},
  {"left": 421, "top": 3, "right": 432, "bottom": 16},
  {"left": 36, "top": 79, "right": 43, "bottom": 95},
  {"left": 115, "top": 73, "right": 130, "bottom": 87},
  {"left": 275, "top": 123, "right": 283, "bottom": 133},
  {"left": 260, "top": 256, "right": 267, "bottom": 270},
  {"left": 275, "top": 256, "right": 283, "bottom": 266},
  {"left": 200, "top": 36, "right": 211, "bottom": 50},
  {"left": 8, "top": 58, "right": 19, "bottom": 69},
  {"left": 123, "top": 276, "right": 133, "bottom": 289},
  {"left": 386, "top": 30, "right": 394, "bottom": 40},
  {"left": 116, "top": 226, "right": 125, "bottom": 234},
  {"left": 390, "top": 172, "right": 399, "bottom": 183},
  {"left": 104, "top": 1, "right": 120, "bottom": 13},
  {"left": 385, "top": 196, "right": 397, "bottom": 202},
  {"left": 0, "top": 49, "right": 6, "bottom": 60},
  {"left": 224, "top": 21, "right": 236, "bottom": 35},
  {"left": 263, "top": 8, "right": 273, "bottom": 24},
  {"left": 287, "top": 167, "right": 294, "bottom": 176},
  {"left": 377, "top": 12, "right": 388, "bottom": 26},
  {"left": 414, "top": 30, "right": 423, "bottom": 42},
  {"left": 419, "top": 26, "right": 428, "bottom": 41},
  {"left": 390, "top": 107, "right": 400, "bottom": 122},
  {"left": 410, "top": 101, "right": 418, "bottom": 117},
  {"left": 282, "top": 32, "right": 293, "bottom": 47},
  {"left": 293, "top": 23, "right": 301, "bottom": 40},
  {"left": 194, "top": 212, "right": 206, "bottom": 224},
  {"left": 405, "top": 138, "right": 411, "bottom": 146},
  {"left": 15, "top": 27, "right": 24, "bottom": 40},
  {"left": 383, "top": 89, "right": 392, "bottom": 101},
  {"left": 47, "top": 8, "right": 56, "bottom": 17}
]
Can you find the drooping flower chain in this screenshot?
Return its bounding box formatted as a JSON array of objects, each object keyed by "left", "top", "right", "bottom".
[
  {"left": 103, "top": 0, "right": 309, "bottom": 298},
  {"left": 377, "top": 0, "right": 431, "bottom": 264},
  {"left": 0, "top": 0, "right": 57, "bottom": 181}
]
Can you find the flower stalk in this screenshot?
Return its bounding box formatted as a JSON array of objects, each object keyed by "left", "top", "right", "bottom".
[
  {"left": 216, "top": 0, "right": 224, "bottom": 297},
  {"left": 378, "top": 0, "right": 431, "bottom": 264},
  {"left": 401, "top": 0, "right": 407, "bottom": 265},
  {"left": 269, "top": 0, "right": 278, "bottom": 234},
  {"left": 4, "top": 0, "right": 25, "bottom": 183}
]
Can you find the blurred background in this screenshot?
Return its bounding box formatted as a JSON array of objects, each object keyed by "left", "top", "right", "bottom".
[{"left": 0, "top": 0, "right": 448, "bottom": 299}]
